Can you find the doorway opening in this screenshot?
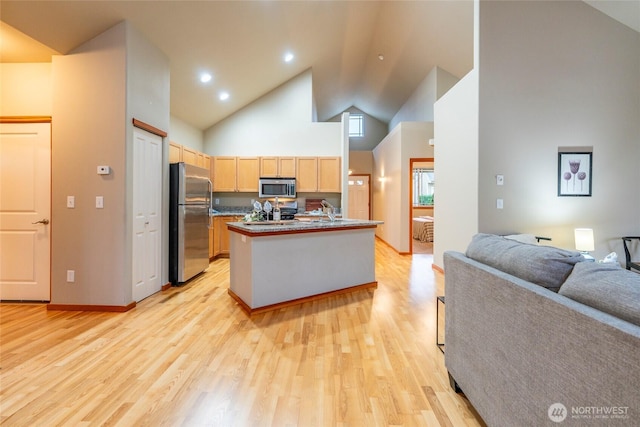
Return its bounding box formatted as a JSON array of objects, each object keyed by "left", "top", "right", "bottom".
[{"left": 409, "top": 158, "right": 434, "bottom": 255}]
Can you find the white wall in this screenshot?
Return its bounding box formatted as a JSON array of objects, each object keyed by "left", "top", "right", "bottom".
[
  {"left": 51, "top": 21, "right": 170, "bottom": 306},
  {"left": 52, "top": 23, "right": 128, "bottom": 306},
  {"left": 204, "top": 69, "right": 341, "bottom": 156},
  {"left": 389, "top": 66, "right": 459, "bottom": 132},
  {"left": 476, "top": 0, "right": 640, "bottom": 259},
  {"left": 433, "top": 70, "right": 479, "bottom": 269},
  {"left": 125, "top": 21, "right": 171, "bottom": 303},
  {"left": 433, "top": 0, "right": 639, "bottom": 269},
  {"left": 373, "top": 122, "right": 433, "bottom": 253},
  {"left": 0, "top": 63, "right": 52, "bottom": 116},
  {"left": 170, "top": 115, "right": 204, "bottom": 151}
]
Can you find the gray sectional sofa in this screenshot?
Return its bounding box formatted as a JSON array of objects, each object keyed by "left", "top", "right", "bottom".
[{"left": 444, "top": 234, "right": 640, "bottom": 426}]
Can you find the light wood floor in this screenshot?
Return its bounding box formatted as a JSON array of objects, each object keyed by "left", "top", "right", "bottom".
[{"left": 0, "top": 240, "right": 484, "bottom": 426}]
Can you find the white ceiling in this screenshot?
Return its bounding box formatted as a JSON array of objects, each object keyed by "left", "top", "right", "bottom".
[
  {"left": 1, "top": 1, "right": 638, "bottom": 131},
  {"left": 0, "top": 0, "right": 475, "bottom": 130}
]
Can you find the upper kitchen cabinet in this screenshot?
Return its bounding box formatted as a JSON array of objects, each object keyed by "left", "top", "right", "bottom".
[
  {"left": 212, "top": 157, "right": 237, "bottom": 191},
  {"left": 296, "top": 157, "right": 341, "bottom": 193},
  {"left": 170, "top": 142, "right": 210, "bottom": 170},
  {"left": 182, "top": 146, "right": 199, "bottom": 166},
  {"left": 296, "top": 157, "right": 318, "bottom": 192},
  {"left": 212, "top": 156, "right": 259, "bottom": 192},
  {"left": 260, "top": 157, "right": 296, "bottom": 178},
  {"left": 236, "top": 157, "right": 259, "bottom": 192},
  {"left": 318, "top": 157, "right": 341, "bottom": 192},
  {"left": 169, "top": 141, "right": 183, "bottom": 163}
]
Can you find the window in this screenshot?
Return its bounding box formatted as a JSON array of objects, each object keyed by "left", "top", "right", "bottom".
[
  {"left": 349, "top": 114, "right": 364, "bottom": 137},
  {"left": 413, "top": 168, "right": 434, "bottom": 206}
]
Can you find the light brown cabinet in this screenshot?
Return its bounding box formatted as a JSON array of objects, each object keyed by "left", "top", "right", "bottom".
[
  {"left": 209, "top": 224, "right": 214, "bottom": 260},
  {"left": 182, "top": 146, "right": 199, "bottom": 166},
  {"left": 318, "top": 157, "right": 341, "bottom": 192},
  {"left": 295, "top": 157, "right": 341, "bottom": 192},
  {"left": 212, "top": 157, "right": 237, "bottom": 191},
  {"left": 169, "top": 142, "right": 210, "bottom": 171},
  {"left": 296, "top": 157, "right": 318, "bottom": 192},
  {"left": 236, "top": 157, "right": 259, "bottom": 192},
  {"left": 260, "top": 157, "right": 296, "bottom": 177},
  {"left": 212, "top": 157, "right": 259, "bottom": 192},
  {"left": 169, "top": 141, "right": 183, "bottom": 163},
  {"left": 212, "top": 155, "right": 341, "bottom": 193},
  {"left": 213, "top": 215, "right": 242, "bottom": 258}
]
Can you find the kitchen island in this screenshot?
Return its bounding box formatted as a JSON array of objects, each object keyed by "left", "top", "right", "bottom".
[{"left": 226, "top": 219, "right": 382, "bottom": 314}]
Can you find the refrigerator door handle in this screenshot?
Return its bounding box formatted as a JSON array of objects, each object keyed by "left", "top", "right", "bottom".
[{"left": 207, "top": 178, "right": 213, "bottom": 229}]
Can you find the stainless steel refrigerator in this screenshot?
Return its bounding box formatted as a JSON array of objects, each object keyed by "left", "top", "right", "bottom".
[{"left": 169, "top": 162, "right": 212, "bottom": 285}]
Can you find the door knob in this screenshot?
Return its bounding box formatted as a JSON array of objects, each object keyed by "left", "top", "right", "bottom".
[{"left": 32, "top": 219, "right": 50, "bottom": 225}]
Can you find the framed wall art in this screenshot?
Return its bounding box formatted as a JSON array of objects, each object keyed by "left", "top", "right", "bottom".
[{"left": 558, "top": 151, "right": 592, "bottom": 197}]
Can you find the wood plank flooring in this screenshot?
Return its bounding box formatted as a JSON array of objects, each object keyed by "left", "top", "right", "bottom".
[{"left": 0, "top": 240, "right": 484, "bottom": 426}]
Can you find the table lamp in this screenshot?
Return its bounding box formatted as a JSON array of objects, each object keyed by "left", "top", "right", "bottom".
[{"left": 575, "top": 228, "right": 595, "bottom": 261}]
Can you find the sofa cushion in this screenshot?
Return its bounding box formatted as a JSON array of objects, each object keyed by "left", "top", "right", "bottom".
[
  {"left": 465, "top": 233, "right": 584, "bottom": 292},
  {"left": 559, "top": 261, "right": 640, "bottom": 326}
]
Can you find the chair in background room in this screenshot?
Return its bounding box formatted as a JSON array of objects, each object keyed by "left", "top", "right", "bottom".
[{"left": 622, "top": 237, "right": 640, "bottom": 272}]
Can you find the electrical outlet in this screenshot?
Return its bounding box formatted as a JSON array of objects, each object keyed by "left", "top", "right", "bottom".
[
  {"left": 66, "top": 270, "right": 75, "bottom": 282},
  {"left": 67, "top": 196, "right": 75, "bottom": 208},
  {"left": 215, "top": 198, "right": 220, "bottom": 205}
]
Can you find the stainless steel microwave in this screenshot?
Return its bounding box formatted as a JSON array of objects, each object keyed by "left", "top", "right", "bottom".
[{"left": 258, "top": 177, "right": 296, "bottom": 198}]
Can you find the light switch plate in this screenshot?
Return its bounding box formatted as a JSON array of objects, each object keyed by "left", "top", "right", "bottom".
[
  {"left": 497, "top": 198, "right": 504, "bottom": 209},
  {"left": 67, "top": 196, "right": 75, "bottom": 208},
  {"left": 96, "top": 196, "right": 104, "bottom": 209},
  {"left": 496, "top": 174, "right": 504, "bottom": 186}
]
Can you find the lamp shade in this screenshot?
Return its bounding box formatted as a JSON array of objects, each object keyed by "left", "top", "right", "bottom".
[{"left": 574, "top": 228, "right": 594, "bottom": 252}]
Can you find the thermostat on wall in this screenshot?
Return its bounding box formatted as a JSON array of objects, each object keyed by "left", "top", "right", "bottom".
[{"left": 97, "top": 165, "right": 111, "bottom": 175}]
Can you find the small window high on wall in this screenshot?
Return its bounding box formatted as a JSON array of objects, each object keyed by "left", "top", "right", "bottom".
[
  {"left": 413, "top": 168, "right": 434, "bottom": 206},
  {"left": 349, "top": 114, "right": 364, "bottom": 137}
]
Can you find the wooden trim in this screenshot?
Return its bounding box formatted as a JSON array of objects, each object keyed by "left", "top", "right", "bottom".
[
  {"left": 46, "top": 302, "right": 136, "bottom": 312},
  {"left": 0, "top": 116, "right": 52, "bottom": 123},
  {"left": 132, "top": 118, "right": 167, "bottom": 137},
  {"left": 375, "top": 236, "right": 411, "bottom": 256},
  {"left": 228, "top": 282, "right": 377, "bottom": 315},
  {"left": 227, "top": 224, "right": 378, "bottom": 238},
  {"left": 161, "top": 282, "right": 172, "bottom": 291},
  {"left": 432, "top": 263, "right": 444, "bottom": 274}
]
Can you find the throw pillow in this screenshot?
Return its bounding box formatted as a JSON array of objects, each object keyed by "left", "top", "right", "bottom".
[
  {"left": 465, "top": 233, "right": 584, "bottom": 292},
  {"left": 559, "top": 262, "right": 640, "bottom": 327}
]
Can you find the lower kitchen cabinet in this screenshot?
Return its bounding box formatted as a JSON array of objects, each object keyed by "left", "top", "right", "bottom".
[
  {"left": 209, "top": 223, "right": 215, "bottom": 261},
  {"left": 213, "top": 215, "right": 242, "bottom": 258}
]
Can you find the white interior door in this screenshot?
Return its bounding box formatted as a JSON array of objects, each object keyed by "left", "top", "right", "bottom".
[
  {"left": 132, "top": 128, "right": 162, "bottom": 302},
  {"left": 348, "top": 175, "right": 370, "bottom": 220},
  {"left": 0, "top": 122, "right": 51, "bottom": 301}
]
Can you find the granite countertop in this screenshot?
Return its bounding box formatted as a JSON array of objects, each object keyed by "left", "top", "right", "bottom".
[
  {"left": 295, "top": 212, "right": 343, "bottom": 218},
  {"left": 210, "top": 207, "right": 253, "bottom": 216},
  {"left": 226, "top": 219, "right": 383, "bottom": 235}
]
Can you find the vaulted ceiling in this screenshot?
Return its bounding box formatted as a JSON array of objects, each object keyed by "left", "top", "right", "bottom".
[{"left": 1, "top": 1, "right": 638, "bottom": 131}]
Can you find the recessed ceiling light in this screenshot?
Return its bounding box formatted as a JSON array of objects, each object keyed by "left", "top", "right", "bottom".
[
  {"left": 200, "top": 72, "right": 212, "bottom": 83},
  {"left": 284, "top": 52, "right": 294, "bottom": 63},
  {"left": 219, "top": 91, "right": 230, "bottom": 101}
]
